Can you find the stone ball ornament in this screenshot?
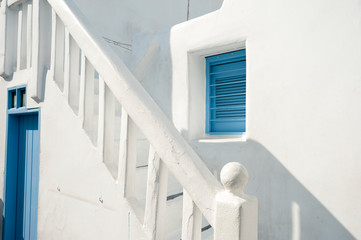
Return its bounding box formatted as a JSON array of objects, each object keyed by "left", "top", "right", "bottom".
[{"left": 220, "top": 162, "right": 249, "bottom": 196}]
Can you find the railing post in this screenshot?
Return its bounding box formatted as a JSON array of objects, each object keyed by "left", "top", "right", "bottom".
[
  {"left": 181, "top": 190, "right": 202, "bottom": 240},
  {"left": 97, "top": 76, "right": 105, "bottom": 160},
  {"left": 0, "top": 0, "right": 6, "bottom": 77},
  {"left": 214, "top": 162, "right": 258, "bottom": 240},
  {"left": 16, "top": 3, "right": 23, "bottom": 71},
  {"left": 30, "top": 0, "right": 52, "bottom": 103},
  {"left": 143, "top": 147, "right": 168, "bottom": 240}
]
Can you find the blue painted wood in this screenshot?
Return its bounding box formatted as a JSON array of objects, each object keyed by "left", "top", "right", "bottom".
[
  {"left": 3, "top": 115, "right": 19, "bottom": 240},
  {"left": 3, "top": 85, "right": 40, "bottom": 240},
  {"left": 206, "top": 49, "right": 246, "bottom": 135}
]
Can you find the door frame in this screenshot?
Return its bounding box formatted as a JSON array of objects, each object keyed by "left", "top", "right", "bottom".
[{"left": 3, "top": 85, "right": 41, "bottom": 240}]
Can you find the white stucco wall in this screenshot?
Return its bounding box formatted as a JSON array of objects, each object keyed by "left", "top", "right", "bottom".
[
  {"left": 69, "top": 0, "right": 223, "bottom": 61},
  {"left": 120, "top": 0, "right": 361, "bottom": 239},
  {"left": 167, "top": 0, "right": 361, "bottom": 239},
  {"left": 0, "top": 72, "right": 149, "bottom": 239},
  {"left": 1, "top": 0, "right": 360, "bottom": 239}
]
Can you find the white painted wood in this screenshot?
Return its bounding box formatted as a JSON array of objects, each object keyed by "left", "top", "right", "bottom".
[
  {"left": 54, "top": 14, "right": 65, "bottom": 90},
  {"left": 28, "top": 0, "right": 38, "bottom": 104},
  {"left": 0, "top": 0, "right": 6, "bottom": 76},
  {"left": 117, "top": 107, "right": 128, "bottom": 196},
  {"left": 19, "top": 3, "right": 27, "bottom": 69},
  {"left": 144, "top": 147, "right": 168, "bottom": 240},
  {"left": 83, "top": 59, "right": 96, "bottom": 144},
  {"left": 215, "top": 162, "right": 258, "bottom": 240},
  {"left": 97, "top": 76, "right": 105, "bottom": 160},
  {"left": 63, "top": 28, "right": 70, "bottom": 99},
  {"left": 16, "top": 5, "right": 23, "bottom": 71},
  {"left": 8, "top": 0, "right": 28, "bottom": 8},
  {"left": 103, "top": 84, "right": 116, "bottom": 176},
  {"left": 182, "top": 190, "right": 202, "bottom": 240},
  {"left": 48, "top": 0, "right": 222, "bottom": 225},
  {"left": 26, "top": 2, "right": 32, "bottom": 68},
  {"left": 28, "top": 0, "right": 51, "bottom": 103},
  {"left": 68, "top": 36, "right": 80, "bottom": 113},
  {"left": 49, "top": 8, "right": 56, "bottom": 76},
  {"left": 124, "top": 117, "right": 137, "bottom": 199},
  {"left": 1, "top": 0, "right": 18, "bottom": 77},
  {"left": 78, "top": 51, "right": 86, "bottom": 124}
]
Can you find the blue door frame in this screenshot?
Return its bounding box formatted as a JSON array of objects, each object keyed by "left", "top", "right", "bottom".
[{"left": 3, "top": 86, "right": 40, "bottom": 240}]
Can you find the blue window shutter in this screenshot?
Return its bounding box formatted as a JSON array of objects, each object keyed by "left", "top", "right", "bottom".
[{"left": 206, "top": 49, "right": 246, "bottom": 134}]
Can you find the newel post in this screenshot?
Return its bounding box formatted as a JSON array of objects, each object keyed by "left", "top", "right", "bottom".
[{"left": 214, "top": 162, "right": 258, "bottom": 240}]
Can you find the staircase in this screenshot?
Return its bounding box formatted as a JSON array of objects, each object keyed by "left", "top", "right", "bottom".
[{"left": 0, "top": 0, "right": 257, "bottom": 239}]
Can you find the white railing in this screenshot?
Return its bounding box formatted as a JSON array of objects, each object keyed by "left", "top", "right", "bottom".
[
  {"left": 1, "top": 0, "right": 258, "bottom": 239},
  {"left": 0, "top": 0, "right": 32, "bottom": 77}
]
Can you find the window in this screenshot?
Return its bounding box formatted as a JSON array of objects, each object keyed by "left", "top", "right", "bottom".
[
  {"left": 7, "top": 86, "right": 26, "bottom": 110},
  {"left": 206, "top": 49, "right": 246, "bottom": 135}
]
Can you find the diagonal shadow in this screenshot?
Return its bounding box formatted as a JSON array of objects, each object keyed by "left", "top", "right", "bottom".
[{"left": 192, "top": 139, "right": 356, "bottom": 240}]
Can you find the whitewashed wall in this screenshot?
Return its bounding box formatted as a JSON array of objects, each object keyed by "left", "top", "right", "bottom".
[
  {"left": 71, "top": 0, "right": 223, "bottom": 41},
  {"left": 168, "top": 0, "right": 361, "bottom": 239},
  {"left": 116, "top": 0, "right": 361, "bottom": 239},
  {"left": 1, "top": 0, "right": 360, "bottom": 239},
  {"left": 0, "top": 0, "right": 224, "bottom": 239}
]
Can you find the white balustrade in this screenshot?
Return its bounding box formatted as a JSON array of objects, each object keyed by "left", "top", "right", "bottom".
[
  {"left": 144, "top": 147, "right": 168, "bottom": 239},
  {"left": 0, "top": 0, "right": 32, "bottom": 76},
  {"left": 2, "top": 0, "right": 259, "bottom": 238},
  {"left": 68, "top": 35, "right": 81, "bottom": 113},
  {"left": 53, "top": 13, "right": 65, "bottom": 90},
  {"left": 47, "top": 4, "right": 259, "bottom": 239},
  {"left": 182, "top": 190, "right": 202, "bottom": 240}
]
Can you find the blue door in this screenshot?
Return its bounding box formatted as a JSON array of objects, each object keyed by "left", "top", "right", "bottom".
[{"left": 3, "top": 113, "right": 40, "bottom": 240}]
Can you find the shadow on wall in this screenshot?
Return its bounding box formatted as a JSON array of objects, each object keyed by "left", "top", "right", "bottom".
[
  {"left": 192, "top": 139, "right": 356, "bottom": 240},
  {"left": 131, "top": 29, "right": 174, "bottom": 120}
]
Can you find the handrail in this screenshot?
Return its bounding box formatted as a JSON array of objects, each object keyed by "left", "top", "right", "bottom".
[
  {"left": 8, "top": 0, "right": 28, "bottom": 8},
  {"left": 47, "top": 0, "right": 222, "bottom": 225}
]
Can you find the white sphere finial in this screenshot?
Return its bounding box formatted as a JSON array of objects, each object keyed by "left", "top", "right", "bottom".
[{"left": 220, "top": 162, "right": 249, "bottom": 196}]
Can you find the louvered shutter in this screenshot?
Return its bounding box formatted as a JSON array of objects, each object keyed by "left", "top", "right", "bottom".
[{"left": 206, "top": 50, "right": 246, "bottom": 134}]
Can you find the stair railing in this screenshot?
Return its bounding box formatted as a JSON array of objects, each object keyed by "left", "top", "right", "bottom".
[
  {"left": 0, "top": 0, "right": 33, "bottom": 78},
  {"left": 1, "top": 0, "right": 258, "bottom": 238}
]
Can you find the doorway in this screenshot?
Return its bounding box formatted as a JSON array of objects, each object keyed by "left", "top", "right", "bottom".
[{"left": 3, "top": 86, "right": 40, "bottom": 240}]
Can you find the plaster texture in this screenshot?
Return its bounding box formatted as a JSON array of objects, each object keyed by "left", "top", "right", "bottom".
[
  {"left": 110, "top": 0, "right": 361, "bottom": 239},
  {"left": 215, "top": 162, "right": 257, "bottom": 240},
  {"left": 167, "top": 0, "right": 361, "bottom": 239},
  {"left": 1, "top": 0, "right": 361, "bottom": 239},
  {"left": 4, "top": 72, "right": 149, "bottom": 239}
]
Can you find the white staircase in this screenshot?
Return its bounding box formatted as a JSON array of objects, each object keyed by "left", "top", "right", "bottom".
[{"left": 0, "top": 0, "right": 257, "bottom": 239}]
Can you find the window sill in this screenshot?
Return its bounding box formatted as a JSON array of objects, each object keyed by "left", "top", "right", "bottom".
[{"left": 196, "top": 134, "right": 247, "bottom": 143}]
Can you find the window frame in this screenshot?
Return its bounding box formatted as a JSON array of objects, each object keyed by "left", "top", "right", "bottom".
[{"left": 205, "top": 49, "right": 246, "bottom": 135}]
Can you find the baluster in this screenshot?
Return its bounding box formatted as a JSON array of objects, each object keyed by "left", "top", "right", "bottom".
[
  {"left": 144, "top": 147, "right": 168, "bottom": 240},
  {"left": 97, "top": 76, "right": 105, "bottom": 159},
  {"left": 83, "top": 60, "right": 96, "bottom": 143},
  {"left": 28, "top": 0, "right": 52, "bottom": 103},
  {"left": 181, "top": 190, "right": 202, "bottom": 240},
  {"left": 54, "top": 15, "right": 65, "bottom": 90},
  {"left": 0, "top": 0, "right": 5, "bottom": 76},
  {"left": 124, "top": 117, "right": 137, "bottom": 198},
  {"left": 118, "top": 107, "right": 129, "bottom": 195},
  {"left": 26, "top": 2, "right": 32, "bottom": 68},
  {"left": 50, "top": 9, "right": 56, "bottom": 76},
  {"left": 16, "top": 4, "right": 23, "bottom": 71},
  {"left": 68, "top": 36, "right": 81, "bottom": 113},
  {"left": 78, "top": 51, "right": 86, "bottom": 124},
  {"left": 63, "top": 28, "right": 70, "bottom": 99},
  {"left": 103, "top": 84, "right": 115, "bottom": 173},
  {"left": 123, "top": 117, "right": 146, "bottom": 221}
]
